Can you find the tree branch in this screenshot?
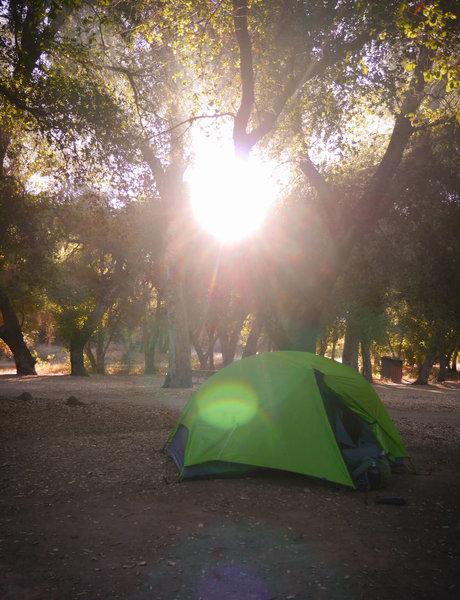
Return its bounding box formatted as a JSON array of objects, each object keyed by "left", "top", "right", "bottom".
[
  {"left": 0, "top": 82, "right": 47, "bottom": 119},
  {"left": 232, "top": 0, "right": 255, "bottom": 157},
  {"left": 140, "top": 142, "right": 166, "bottom": 194},
  {"left": 231, "top": 3, "right": 375, "bottom": 156},
  {"left": 347, "top": 48, "right": 429, "bottom": 243},
  {"left": 143, "top": 112, "right": 234, "bottom": 141},
  {"left": 298, "top": 154, "right": 339, "bottom": 236}
]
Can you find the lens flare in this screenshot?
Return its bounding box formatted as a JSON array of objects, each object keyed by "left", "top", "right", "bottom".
[{"left": 197, "top": 379, "right": 259, "bottom": 429}]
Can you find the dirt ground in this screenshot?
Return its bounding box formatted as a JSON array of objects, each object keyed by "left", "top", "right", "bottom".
[{"left": 0, "top": 373, "right": 459, "bottom": 600}]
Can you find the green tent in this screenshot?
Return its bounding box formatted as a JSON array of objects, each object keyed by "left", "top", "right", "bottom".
[{"left": 166, "top": 351, "right": 409, "bottom": 488}]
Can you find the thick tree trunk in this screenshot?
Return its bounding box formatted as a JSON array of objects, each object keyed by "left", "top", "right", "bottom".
[
  {"left": 142, "top": 149, "right": 192, "bottom": 388},
  {"left": 342, "top": 317, "right": 360, "bottom": 371},
  {"left": 287, "top": 306, "right": 321, "bottom": 353},
  {"left": 70, "top": 336, "right": 89, "bottom": 376},
  {"left": 413, "top": 329, "right": 443, "bottom": 385},
  {"left": 264, "top": 304, "right": 321, "bottom": 353},
  {"left": 163, "top": 273, "right": 192, "bottom": 388},
  {"left": 0, "top": 290, "right": 37, "bottom": 375}
]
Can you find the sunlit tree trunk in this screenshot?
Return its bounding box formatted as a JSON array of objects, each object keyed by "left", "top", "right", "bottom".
[
  {"left": 242, "top": 316, "right": 263, "bottom": 358},
  {"left": 317, "top": 336, "right": 327, "bottom": 356}
]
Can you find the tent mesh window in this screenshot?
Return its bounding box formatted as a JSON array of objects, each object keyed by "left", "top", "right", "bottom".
[{"left": 314, "top": 370, "right": 384, "bottom": 487}]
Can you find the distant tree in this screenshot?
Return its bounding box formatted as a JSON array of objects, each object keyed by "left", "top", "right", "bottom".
[{"left": 49, "top": 191, "right": 135, "bottom": 375}]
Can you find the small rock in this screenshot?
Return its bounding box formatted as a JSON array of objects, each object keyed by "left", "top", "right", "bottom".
[
  {"left": 17, "top": 392, "right": 32, "bottom": 401},
  {"left": 65, "top": 396, "right": 85, "bottom": 406}
]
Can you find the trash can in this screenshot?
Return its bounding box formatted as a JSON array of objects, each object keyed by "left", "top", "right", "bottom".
[{"left": 380, "top": 356, "right": 403, "bottom": 383}]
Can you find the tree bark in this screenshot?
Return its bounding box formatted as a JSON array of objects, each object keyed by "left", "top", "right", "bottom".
[
  {"left": 190, "top": 329, "right": 208, "bottom": 370},
  {"left": 0, "top": 290, "right": 37, "bottom": 375},
  {"left": 437, "top": 337, "right": 447, "bottom": 383},
  {"left": 84, "top": 342, "right": 97, "bottom": 372},
  {"left": 70, "top": 336, "right": 89, "bottom": 377},
  {"left": 317, "top": 336, "right": 327, "bottom": 357},
  {"left": 144, "top": 295, "right": 164, "bottom": 375},
  {"left": 142, "top": 148, "right": 192, "bottom": 388},
  {"left": 342, "top": 317, "right": 360, "bottom": 371},
  {"left": 219, "top": 314, "right": 247, "bottom": 366},
  {"left": 163, "top": 271, "right": 192, "bottom": 388},
  {"left": 330, "top": 327, "right": 339, "bottom": 361},
  {"left": 360, "top": 335, "right": 373, "bottom": 383},
  {"left": 413, "top": 329, "right": 443, "bottom": 385},
  {"left": 242, "top": 316, "right": 263, "bottom": 358}
]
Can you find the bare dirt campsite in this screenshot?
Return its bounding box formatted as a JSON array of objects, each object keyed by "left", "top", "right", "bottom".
[{"left": 1, "top": 373, "right": 459, "bottom": 600}]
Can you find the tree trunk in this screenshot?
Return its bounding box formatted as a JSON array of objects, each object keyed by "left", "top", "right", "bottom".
[
  {"left": 144, "top": 332, "right": 157, "bottom": 374},
  {"left": 360, "top": 335, "right": 373, "bottom": 383},
  {"left": 0, "top": 290, "right": 37, "bottom": 375},
  {"left": 242, "top": 316, "right": 263, "bottom": 358},
  {"left": 265, "top": 304, "right": 321, "bottom": 353},
  {"left": 70, "top": 336, "right": 89, "bottom": 376},
  {"left": 163, "top": 273, "right": 192, "bottom": 388},
  {"left": 317, "top": 336, "right": 327, "bottom": 356},
  {"left": 342, "top": 317, "right": 359, "bottom": 371},
  {"left": 144, "top": 292, "right": 166, "bottom": 375},
  {"left": 219, "top": 315, "right": 247, "bottom": 366},
  {"left": 413, "top": 329, "right": 443, "bottom": 385},
  {"left": 95, "top": 330, "right": 106, "bottom": 375},
  {"left": 331, "top": 328, "right": 339, "bottom": 361},
  {"left": 287, "top": 305, "right": 321, "bottom": 353},
  {"left": 141, "top": 148, "right": 192, "bottom": 388},
  {"left": 190, "top": 329, "right": 208, "bottom": 370},
  {"left": 208, "top": 342, "right": 215, "bottom": 370},
  {"left": 84, "top": 342, "right": 97, "bottom": 372},
  {"left": 437, "top": 337, "right": 446, "bottom": 383}
]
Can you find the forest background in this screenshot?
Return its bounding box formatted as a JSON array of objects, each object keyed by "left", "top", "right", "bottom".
[{"left": 0, "top": 0, "right": 459, "bottom": 387}]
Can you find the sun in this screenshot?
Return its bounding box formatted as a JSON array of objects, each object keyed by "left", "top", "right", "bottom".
[{"left": 185, "top": 143, "right": 279, "bottom": 243}]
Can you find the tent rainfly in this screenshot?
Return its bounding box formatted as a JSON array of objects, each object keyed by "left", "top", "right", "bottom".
[{"left": 166, "top": 351, "right": 409, "bottom": 489}]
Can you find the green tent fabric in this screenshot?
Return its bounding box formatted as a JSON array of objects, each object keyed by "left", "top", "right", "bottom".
[{"left": 166, "top": 351, "right": 409, "bottom": 488}]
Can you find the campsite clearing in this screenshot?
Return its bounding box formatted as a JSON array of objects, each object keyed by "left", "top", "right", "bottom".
[{"left": 0, "top": 374, "right": 458, "bottom": 600}]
